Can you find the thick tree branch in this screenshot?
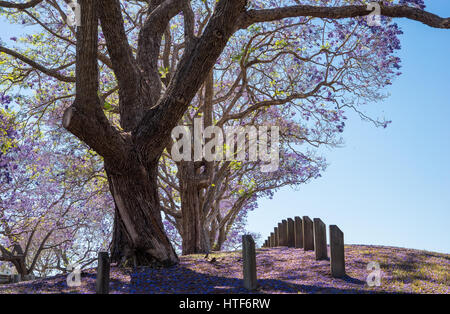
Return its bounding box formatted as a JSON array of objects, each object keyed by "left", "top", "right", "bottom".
[
  {"left": 183, "top": 0, "right": 196, "bottom": 47},
  {"left": 238, "top": 4, "right": 450, "bottom": 29},
  {"left": 63, "top": 0, "right": 127, "bottom": 164},
  {"left": 136, "top": 0, "right": 185, "bottom": 110},
  {"left": 97, "top": 0, "right": 141, "bottom": 131},
  {"left": 74, "top": 0, "right": 99, "bottom": 104},
  {"left": 0, "top": 0, "right": 42, "bottom": 9},
  {"left": 134, "top": 0, "right": 248, "bottom": 163}
]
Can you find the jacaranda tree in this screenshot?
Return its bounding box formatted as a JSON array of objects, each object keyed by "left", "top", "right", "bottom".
[
  {"left": 0, "top": 0, "right": 448, "bottom": 266},
  {"left": 0, "top": 106, "right": 113, "bottom": 276}
]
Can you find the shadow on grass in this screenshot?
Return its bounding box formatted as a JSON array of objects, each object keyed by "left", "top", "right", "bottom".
[
  {"left": 109, "top": 265, "right": 380, "bottom": 294},
  {"left": 3, "top": 265, "right": 394, "bottom": 294}
]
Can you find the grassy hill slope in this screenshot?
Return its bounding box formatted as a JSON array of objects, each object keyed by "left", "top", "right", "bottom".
[{"left": 0, "top": 245, "right": 448, "bottom": 294}]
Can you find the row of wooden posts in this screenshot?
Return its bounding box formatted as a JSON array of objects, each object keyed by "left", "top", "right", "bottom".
[
  {"left": 94, "top": 215, "right": 346, "bottom": 293},
  {"left": 241, "top": 216, "right": 346, "bottom": 290}
]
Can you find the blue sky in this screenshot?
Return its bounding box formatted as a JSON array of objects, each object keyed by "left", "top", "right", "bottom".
[
  {"left": 0, "top": 1, "right": 449, "bottom": 254},
  {"left": 248, "top": 1, "right": 450, "bottom": 253}
]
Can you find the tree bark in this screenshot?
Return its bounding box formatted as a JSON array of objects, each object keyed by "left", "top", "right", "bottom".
[
  {"left": 179, "top": 163, "right": 210, "bottom": 255},
  {"left": 11, "top": 258, "right": 27, "bottom": 276},
  {"left": 106, "top": 156, "right": 177, "bottom": 267},
  {"left": 110, "top": 205, "right": 132, "bottom": 266}
]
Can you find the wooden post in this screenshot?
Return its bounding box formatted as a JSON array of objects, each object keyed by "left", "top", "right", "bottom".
[
  {"left": 330, "top": 225, "right": 345, "bottom": 278},
  {"left": 280, "top": 220, "right": 288, "bottom": 246},
  {"left": 313, "top": 218, "right": 328, "bottom": 260},
  {"left": 277, "top": 222, "right": 283, "bottom": 246},
  {"left": 302, "top": 216, "right": 314, "bottom": 251},
  {"left": 96, "top": 251, "right": 110, "bottom": 294},
  {"left": 274, "top": 227, "right": 279, "bottom": 247},
  {"left": 294, "top": 216, "right": 303, "bottom": 248},
  {"left": 287, "top": 218, "right": 295, "bottom": 247},
  {"left": 242, "top": 235, "right": 258, "bottom": 290}
]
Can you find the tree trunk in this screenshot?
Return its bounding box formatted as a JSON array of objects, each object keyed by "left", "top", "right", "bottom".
[
  {"left": 212, "top": 225, "right": 227, "bottom": 252},
  {"left": 106, "top": 157, "right": 178, "bottom": 267},
  {"left": 179, "top": 163, "right": 210, "bottom": 255},
  {"left": 10, "top": 245, "right": 28, "bottom": 276},
  {"left": 11, "top": 258, "right": 27, "bottom": 276},
  {"left": 110, "top": 205, "right": 133, "bottom": 265}
]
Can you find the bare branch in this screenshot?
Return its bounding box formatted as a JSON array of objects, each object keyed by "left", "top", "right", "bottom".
[{"left": 0, "top": 46, "right": 76, "bottom": 82}]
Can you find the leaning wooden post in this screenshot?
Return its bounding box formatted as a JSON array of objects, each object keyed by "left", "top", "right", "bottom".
[
  {"left": 242, "top": 235, "right": 258, "bottom": 290},
  {"left": 270, "top": 232, "right": 275, "bottom": 247},
  {"left": 96, "top": 251, "right": 110, "bottom": 294},
  {"left": 330, "top": 225, "right": 345, "bottom": 278},
  {"left": 294, "top": 216, "right": 303, "bottom": 248},
  {"left": 313, "top": 218, "right": 328, "bottom": 260},
  {"left": 287, "top": 218, "right": 295, "bottom": 247},
  {"left": 302, "top": 216, "right": 314, "bottom": 251}
]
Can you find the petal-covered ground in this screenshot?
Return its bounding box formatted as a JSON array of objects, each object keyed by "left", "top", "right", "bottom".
[{"left": 0, "top": 245, "right": 448, "bottom": 294}]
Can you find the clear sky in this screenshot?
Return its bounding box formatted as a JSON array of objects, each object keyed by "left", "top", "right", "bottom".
[
  {"left": 1, "top": 1, "right": 449, "bottom": 254},
  {"left": 248, "top": 1, "right": 450, "bottom": 253}
]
